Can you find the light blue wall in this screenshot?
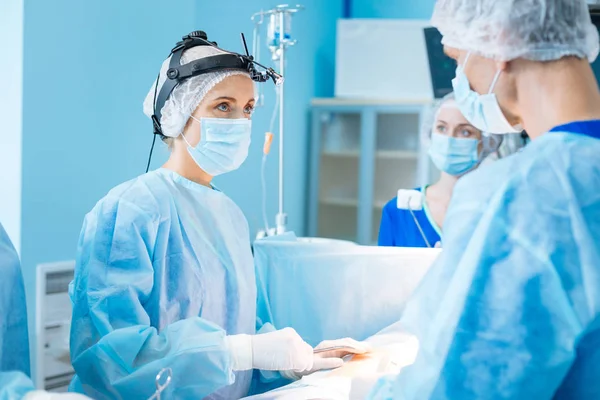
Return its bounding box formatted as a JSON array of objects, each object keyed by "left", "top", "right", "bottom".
[
  {"left": 351, "top": 0, "right": 435, "bottom": 19},
  {"left": 20, "top": 0, "right": 341, "bottom": 376}
]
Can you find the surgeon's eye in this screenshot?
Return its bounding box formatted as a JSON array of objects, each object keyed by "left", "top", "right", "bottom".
[
  {"left": 243, "top": 105, "right": 255, "bottom": 115},
  {"left": 459, "top": 127, "right": 479, "bottom": 139},
  {"left": 435, "top": 124, "right": 447, "bottom": 134},
  {"left": 216, "top": 103, "right": 231, "bottom": 113}
]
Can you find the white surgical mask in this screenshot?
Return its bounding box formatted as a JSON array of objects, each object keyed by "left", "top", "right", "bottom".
[
  {"left": 182, "top": 117, "right": 252, "bottom": 176},
  {"left": 452, "top": 52, "right": 522, "bottom": 134}
]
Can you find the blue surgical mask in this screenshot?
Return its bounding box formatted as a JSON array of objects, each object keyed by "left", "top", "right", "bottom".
[
  {"left": 428, "top": 132, "right": 480, "bottom": 176},
  {"left": 182, "top": 117, "right": 252, "bottom": 176},
  {"left": 452, "top": 52, "right": 522, "bottom": 134}
]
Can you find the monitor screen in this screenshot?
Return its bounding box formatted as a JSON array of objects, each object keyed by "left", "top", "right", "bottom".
[
  {"left": 590, "top": 12, "right": 600, "bottom": 84},
  {"left": 423, "top": 27, "right": 456, "bottom": 99}
]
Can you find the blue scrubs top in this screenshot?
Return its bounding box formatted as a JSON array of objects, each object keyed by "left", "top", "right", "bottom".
[
  {"left": 378, "top": 187, "right": 442, "bottom": 247},
  {"left": 549, "top": 119, "right": 600, "bottom": 138}
]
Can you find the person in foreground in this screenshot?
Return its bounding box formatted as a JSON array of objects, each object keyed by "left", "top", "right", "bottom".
[
  {"left": 0, "top": 221, "right": 91, "bottom": 399},
  {"left": 378, "top": 92, "right": 502, "bottom": 248},
  {"left": 0, "top": 221, "right": 32, "bottom": 399},
  {"left": 364, "top": 0, "right": 600, "bottom": 398},
  {"left": 68, "top": 31, "right": 365, "bottom": 399}
]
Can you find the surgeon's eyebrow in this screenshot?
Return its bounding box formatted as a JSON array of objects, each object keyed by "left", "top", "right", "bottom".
[{"left": 212, "top": 96, "right": 237, "bottom": 103}]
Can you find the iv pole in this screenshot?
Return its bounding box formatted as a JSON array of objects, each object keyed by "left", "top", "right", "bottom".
[
  {"left": 276, "top": 12, "right": 286, "bottom": 234},
  {"left": 251, "top": 4, "right": 304, "bottom": 235}
]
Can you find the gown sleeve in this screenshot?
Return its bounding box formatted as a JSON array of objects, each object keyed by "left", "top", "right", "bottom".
[
  {"left": 69, "top": 196, "right": 237, "bottom": 399},
  {"left": 368, "top": 147, "right": 596, "bottom": 399},
  {"left": 0, "top": 223, "right": 30, "bottom": 376}
]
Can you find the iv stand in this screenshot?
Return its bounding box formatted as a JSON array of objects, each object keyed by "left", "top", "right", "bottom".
[
  {"left": 251, "top": 4, "right": 304, "bottom": 235},
  {"left": 275, "top": 10, "right": 287, "bottom": 235}
]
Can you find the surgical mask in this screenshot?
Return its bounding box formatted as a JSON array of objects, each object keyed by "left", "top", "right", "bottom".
[
  {"left": 428, "top": 132, "right": 480, "bottom": 176},
  {"left": 452, "top": 53, "right": 522, "bottom": 134},
  {"left": 182, "top": 117, "right": 252, "bottom": 176}
]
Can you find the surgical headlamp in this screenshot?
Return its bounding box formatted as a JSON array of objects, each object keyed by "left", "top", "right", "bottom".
[{"left": 151, "top": 30, "right": 283, "bottom": 138}]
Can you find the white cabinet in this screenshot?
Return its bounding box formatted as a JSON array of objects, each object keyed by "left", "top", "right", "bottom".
[
  {"left": 36, "top": 261, "right": 75, "bottom": 391},
  {"left": 308, "top": 99, "right": 437, "bottom": 244}
]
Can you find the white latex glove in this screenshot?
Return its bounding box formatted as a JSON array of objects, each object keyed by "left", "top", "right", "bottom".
[
  {"left": 281, "top": 338, "right": 372, "bottom": 381},
  {"left": 225, "top": 327, "right": 313, "bottom": 372},
  {"left": 23, "top": 391, "right": 92, "bottom": 400},
  {"left": 313, "top": 338, "right": 372, "bottom": 359}
]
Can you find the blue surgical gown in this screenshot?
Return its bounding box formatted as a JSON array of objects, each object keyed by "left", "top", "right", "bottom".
[
  {"left": 69, "top": 168, "right": 256, "bottom": 400},
  {"left": 369, "top": 121, "right": 600, "bottom": 399},
  {"left": 0, "top": 222, "right": 30, "bottom": 377},
  {"left": 0, "top": 371, "right": 35, "bottom": 400},
  {"left": 378, "top": 187, "right": 441, "bottom": 248}
]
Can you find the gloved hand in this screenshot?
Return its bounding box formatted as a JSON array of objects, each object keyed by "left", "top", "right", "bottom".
[
  {"left": 225, "top": 327, "right": 313, "bottom": 372},
  {"left": 313, "top": 338, "right": 372, "bottom": 359},
  {"left": 281, "top": 338, "right": 372, "bottom": 381}
]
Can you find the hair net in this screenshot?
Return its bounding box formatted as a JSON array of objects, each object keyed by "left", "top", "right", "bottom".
[
  {"left": 420, "top": 92, "right": 503, "bottom": 160},
  {"left": 143, "top": 46, "right": 252, "bottom": 138},
  {"left": 431, "top": 0, "right": 600, "bottom": 62}
]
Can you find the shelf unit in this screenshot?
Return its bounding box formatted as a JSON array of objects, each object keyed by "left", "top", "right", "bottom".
[{"left": 308, "top": 98, "right": 437, "bottom": 244}]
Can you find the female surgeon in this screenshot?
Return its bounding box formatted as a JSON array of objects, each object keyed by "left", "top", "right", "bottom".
[
  {"left": 377, "top": 93, "right": 502, "bottom": 247},
  {"left": 364, "top": 0, "right": 600, "bottom": 398},
  {"left": 68, "top": 32, "right": 364, "bottom": 399}
]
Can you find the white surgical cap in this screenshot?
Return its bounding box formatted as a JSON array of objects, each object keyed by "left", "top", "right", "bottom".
[
  {"left": 421, "top": 92, "right": 503, "bottom": 159},
  {"left": 143, "top": 46, "right": 251, "bottom": 138},
  {"left": 431, "top": 0, "right": 600, "bottom": 62}
]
